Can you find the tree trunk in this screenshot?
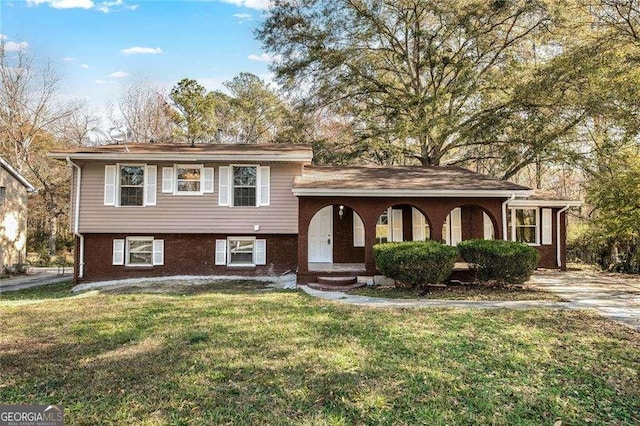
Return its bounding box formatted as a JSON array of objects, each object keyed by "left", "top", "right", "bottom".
[{"left": 48, "top": 216, "right": 57, "bottom": 255}]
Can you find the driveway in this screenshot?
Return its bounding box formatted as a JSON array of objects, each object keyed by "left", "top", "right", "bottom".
[
  {"left": 528, "top": 269, "right": 640, "bottom": 331},
  {"left": 0, "top": 268, "right": 73, "bottom": 293}
]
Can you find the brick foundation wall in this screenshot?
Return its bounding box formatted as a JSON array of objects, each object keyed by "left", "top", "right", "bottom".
[{"left": 76, "top": 233, "right": 298, "bottom": 283}]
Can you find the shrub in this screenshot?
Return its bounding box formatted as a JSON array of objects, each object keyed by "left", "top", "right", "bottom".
[
  {"left": 458, "top": 239, "right": 540, "bottom": 284},
  {"left": 373, "top": 241, "right": 458, "bottom": 289}
]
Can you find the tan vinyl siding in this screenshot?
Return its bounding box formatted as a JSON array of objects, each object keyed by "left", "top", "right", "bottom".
[
  {"left": 0, "top": 167, "right": 28, "bottom": 266},
  {"left": 77, "top": 161, "right": 302, "bottom": 234}
]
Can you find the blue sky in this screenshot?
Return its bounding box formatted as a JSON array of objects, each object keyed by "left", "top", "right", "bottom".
[{"left": 1, "top": 0, "right": 272, "bottom": 120}]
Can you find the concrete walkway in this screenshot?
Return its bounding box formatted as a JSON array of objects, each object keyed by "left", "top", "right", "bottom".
[
  {"left": 0, "top": 269, "right": 73, "bottom": 293},
  {"left": 299, "top": 285, "right": 572, "bottom": 310},
  {"left": 300, "top": 269, "right": 640, "bottom": 331},
  {"left": 529, "top": 269, "right": 640, "bottom": 331}
]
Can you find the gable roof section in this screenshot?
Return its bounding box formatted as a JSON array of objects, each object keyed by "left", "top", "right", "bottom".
[
  {"left": 48, "top": 143, "right": 314, "bottom": 163},
  {"left": 293, "top": 165, "right": 532, "bottom": 197},
  {"left": 0, "top": 156, "right": 35, "bottom": 192}
]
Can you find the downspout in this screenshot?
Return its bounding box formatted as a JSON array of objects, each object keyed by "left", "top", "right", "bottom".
[
  {"left": 66, "top": 157, "right": 84, "bottom": 279},
  {"left": 502, "top": 193, "right": 516, "bottom": 241},
  {"left": 556, "top": 205, "right": 571, "bottom": 269}
]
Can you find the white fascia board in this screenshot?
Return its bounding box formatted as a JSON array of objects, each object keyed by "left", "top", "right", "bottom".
[
  {"left": 508, "top": 200, "right": 583, "bottom": 207},
  {"left": 48, "top": 152, "right": 314, "bottom": 163},
  {"left": 0, "top": 156, "right": 36, "bottom": 192},
  {"left": 292, "top": 188, "right": 533, "bottom": 197}
]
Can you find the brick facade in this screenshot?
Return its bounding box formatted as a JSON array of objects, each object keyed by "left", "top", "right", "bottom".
[
  {"left": 298, "top": 197, "right": 567, "bottom": 282},
  {"left": 74, "top": 203, "right": 567, "bottom": 284},
  {"left": 76, "top": 233, "right": 297, "bottom": 283}
]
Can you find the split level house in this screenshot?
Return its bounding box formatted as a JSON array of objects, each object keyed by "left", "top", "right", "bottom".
[
  {"left": 0, "top": 156, "right": 35, "bottom": 272},
  {"left": 49, "top": 143, "right": 581, "bottom": 284}
]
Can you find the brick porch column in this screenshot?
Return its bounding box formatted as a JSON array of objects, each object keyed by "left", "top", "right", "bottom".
[{"left": 363, "top": 213, "right": 378, "bottom": 273}]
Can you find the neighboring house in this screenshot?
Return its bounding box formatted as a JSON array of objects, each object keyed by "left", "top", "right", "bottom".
[
  {"left": 0, "top": 157, "right": 35, "bottom": 272},
  {"left": 49, "top": 144, "right": 581, "bottom": 283}
]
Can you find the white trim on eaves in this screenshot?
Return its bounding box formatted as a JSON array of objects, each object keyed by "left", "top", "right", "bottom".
[
  {"left": 508, "top": 200, "right": 583, "bottom": 207},
  {"left": 49, "top": 153, "right": 314, "bottom": 163},
  {"left": 292, "top": 188, "right": 533, "bottom": 197}
]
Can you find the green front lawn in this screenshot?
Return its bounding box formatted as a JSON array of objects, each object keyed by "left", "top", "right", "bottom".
[{"left": 0, "top": 281, "right": 638, "bottom": 425}]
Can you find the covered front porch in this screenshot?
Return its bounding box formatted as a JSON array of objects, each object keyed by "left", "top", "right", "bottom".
[
  {"left": 296, "top": 197, "right": 505, "bottom": 283},
  {"left": 291, "top": 165, "right": 578, "bottom": 285}
]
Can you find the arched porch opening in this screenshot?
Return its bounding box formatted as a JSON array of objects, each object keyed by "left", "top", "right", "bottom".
[
  {"left": 307, "top": 204, "right": 366, "bottom": 272},
  {"left": 374, "top": 204, "right": 433, "bottom": 243},
  {"left": 442, "top": 205, "right": 498, "bottom": 245}
]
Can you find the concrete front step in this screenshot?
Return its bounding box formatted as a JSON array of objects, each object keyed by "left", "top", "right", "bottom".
[
  {"left": 307, "top": 281, "right": 367, "bottom": 291},
  {"left": 316, "top": 276, "right": 358, "bottom": 286}
]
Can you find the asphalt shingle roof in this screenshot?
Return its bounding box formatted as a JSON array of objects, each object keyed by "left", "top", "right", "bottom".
[{"left": 293, "top": 165, "right": 531, "bottom": 192}]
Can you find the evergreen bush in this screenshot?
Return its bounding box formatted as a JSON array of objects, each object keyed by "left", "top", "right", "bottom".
[
  {"left": 458, "top": 239, "right": 539, "bottom": 284},
  {"left": 373, "top": 241, "right": 458, "bottom": 289}
]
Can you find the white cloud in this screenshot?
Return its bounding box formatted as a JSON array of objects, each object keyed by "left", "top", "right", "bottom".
[
  {"left": 63, "top": 56, "right": 75, "bottom": 61},
  {"left": 4, "top": 41, "right": 29, "bottom": 52},
  {"left": 248, "top": 52, "right": 279, "bottom": 63},
  {"left": 95, "top": 79, "right": 115, "bottom": 84},
  {"left": 96, "top": 0, "right": 137, "bottom": 13},
  {"left": 219, "top": 0, "right": 270, "bottom": 10},
  {"left": 0, "top": 34, "right": 7, "bottom": 41},
  {"left": 233, "top": 12, "right": 253, "bottom": 21},
  {"left": 80, "top": 64, "right": 89, "bottom": 69},
  {"left": 120, "top": 46, "right": 163, "bottom": 55},
  {"left": 109, "top": 70, "right": 129, "bottom": 78},
  {"left": 27, "top": 0, "right": 94, "bottom": 9},
  {"left": 28, "top": 0, "right": 137, "bottom": 12}
]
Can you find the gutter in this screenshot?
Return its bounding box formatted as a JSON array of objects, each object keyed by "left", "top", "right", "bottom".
[
  {"left": 49, "top": 152, "right": 314, "bottom": 163},
  {"left": 0, "top": 156, "right": 36, "bottom": 192},
  {"left": 292, "top": 188, "right": 532, "bottom": 198},
  {"left": 66, "top": 157, "right": 84, "bottom": 279},
  {"left": 556, "top": 205, "right": 571, "bottom": 269},
  {"left": 502, "top": 193, "right": 516, "bottom": 240}
]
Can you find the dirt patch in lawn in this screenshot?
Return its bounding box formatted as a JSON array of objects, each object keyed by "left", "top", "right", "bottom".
[
  {"left": 100, "top": 279, "right": 280, "bottom": 295},
  {"left": 348, "top": 283, "right": 565, "bottom": 301}
]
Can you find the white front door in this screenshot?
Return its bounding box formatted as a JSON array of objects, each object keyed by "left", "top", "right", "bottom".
[{"left": 309, "top": 205, "right": 333, "bottom": 263}]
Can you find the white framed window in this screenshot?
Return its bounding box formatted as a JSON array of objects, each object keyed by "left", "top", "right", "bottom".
[
  {"left": 114, "top": 237, "right": 164, "bottom": 266},
  {"left": 228, "top": 237, "right": 255, "bottom": 266},
  {"left": 119, "top": 164, "right": 145, "bottom": 206},
  {"left": 162, "top": 165, "right": 214, "bottom": 195},
  {"left": 232, "top": 166, "right": 257, "bottom": 207},
  {"left": 376, "top": 208, "right": 403, "bottom": 243},
  {"left": 376, "top": 209, "right": 390, "bottom": 244},
  {"left": 175, "top": 164, "right": 202, "bottom": 194},
  {"left": 223, "top": 237, "right": 266, "bottom": 266},
  {"left": 126, "top": 237, "right": 153, "bottom": 266},
  {"left": 218, "top": 165, "right": 269, "bottom": 207},
  {"left": 508, "top": 208, "right": 539, "bottom": 245},
  {"left": 104, "top": 164, "right": 156, "bottom": 207}
]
